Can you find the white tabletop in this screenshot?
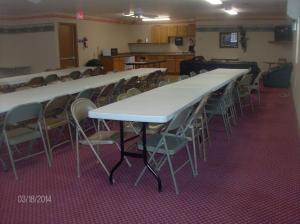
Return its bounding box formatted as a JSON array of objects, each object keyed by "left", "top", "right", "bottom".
[
  {"left": 0, "top": 68, "right": 166, "bottom": 114},
  {"left": 0, "top": 66, "right": 94, "bottom": 85},
  {"left": 89, "top": 69, "right": 249, "bottom": 123}
]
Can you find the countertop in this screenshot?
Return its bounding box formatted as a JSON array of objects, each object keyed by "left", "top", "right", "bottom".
[{"left": 100, "top": 52, "right": 194, "bottom": 57}]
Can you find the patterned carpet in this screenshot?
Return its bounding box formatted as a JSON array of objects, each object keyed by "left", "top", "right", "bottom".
[{"left": 0, "top": 88, "right": 300, "bottom": 224}]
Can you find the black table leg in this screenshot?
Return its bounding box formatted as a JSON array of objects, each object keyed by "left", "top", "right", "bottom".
[
  {"left": 109, "top": 121, "right": 124, "bottom": 184},
  {"left": 142, "top": 122, "right": 162, "bottom": 192},
  {"left": 109, "top": 121, "right": 162, "bottom": 192}
]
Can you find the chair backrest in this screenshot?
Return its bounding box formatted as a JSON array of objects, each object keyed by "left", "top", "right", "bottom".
[
  {"left": 28, "top": 76, "right": 45, "bottom": 87},
  {"left": 127, "top": 88, "right": 141, "bottom": 97},
  {"left": 69, "top": 71, "right": 81, "bottom": 80},
  {"left": 4, "top": 103, "right": 42, "bottom": 128},
  {"left": 178, "top": 75, "right": 189, "bottom": 81},
  {"left": 190, "top": 71, "right": 198, "bottom": 77},
  {"left": 82, "top": 69, "right": 92, "bottom": 77},
  {"left": 124, "top": 76, "right": 138, "bottom": 91},
  {"left": 76, "top": 88, "right": 95, "bottom": 100},
  {"left": 112, "top": 78, "right": 126, "bottom": 95},
  {"left": 199, "top": 69, "right": 208, "bottom": 74},
  {"left": 239, "top": 74, "right": 253, "bottom": 86},
  {"left": 165, "top": 106, "right": 194, "bottom": 133},
  {"left": 253, "top": 72, "right": 263, "bottom": 86},
  {"left": 158, "top": 80, "right": 168, "bottom": 87},
  {"left": 71, "top": 98, "right": 97, "bottom": 124},
  {"left": 99, "top": 83, "right": 115, "bottom": 97},
  {"left": 117, "top": 93, "right": 129, "bottom": 101},
  {"left": 45, "top": 74, "right": 59, "bottom": 84},
  {"left": 44, "top": 95, "right": 71, "bottom": 118},
  {"left": 184, "top": 93, "right": 210, "bottom": 131}
]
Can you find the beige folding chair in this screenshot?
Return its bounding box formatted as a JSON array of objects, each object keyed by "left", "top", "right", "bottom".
[
  {"left": 43, "top": 95, "right": 74, "bottom": 160},
  {"left": 27, "top": 76, "right": 45, "bottom": 87},
  {"left": 124, "top": 76, "right": 139, "bottom": 91},
  {"left": 71, "top": 98, "right": 131, "bottom": 177},
  {"left": 184, "top": 94, "right": 210, "bottom": 175},
  {"left": 135, "top": 106, "right": 195, "bottom": 194},
  {"left": 3, "top": 103, "right": 51, "bottom": 179},
  {"left": 127, "top": 88, "right": 141, "bottom": 97},
  {"left": 96, "top": 83, "right": 115, "bottom": 107}
]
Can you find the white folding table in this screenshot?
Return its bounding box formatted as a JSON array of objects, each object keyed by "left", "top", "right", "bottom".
[
  {"left": 88, "top": 68, "right": 250, "bottom": 192},
  {"left": 0, "top": 66, "right": 94, "bottom": 85},
  {"left": 0, "top": 68, "right": 166, "bottom": 114}
]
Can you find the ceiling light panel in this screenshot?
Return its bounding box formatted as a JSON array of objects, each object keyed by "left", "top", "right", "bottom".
[{"left": 205, "top": 0, "right": 223, "bottom": 5}]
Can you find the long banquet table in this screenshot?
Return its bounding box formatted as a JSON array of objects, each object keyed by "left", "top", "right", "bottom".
[
  {"left": 0, "top": 66, "right": 94, "bottom": 85},
  {"left": 0, "top": 68, "right": 166, "bottom": 114},
  {"left": 88, "top": 68, "right": 250, "bottom": 192}
]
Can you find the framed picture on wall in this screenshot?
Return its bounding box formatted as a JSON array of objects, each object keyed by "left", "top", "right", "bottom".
[{"left": 219, "top": 32, "right": 239, "bottom": 48}]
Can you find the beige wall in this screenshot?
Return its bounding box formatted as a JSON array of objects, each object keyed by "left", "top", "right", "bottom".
[
  {"left": 195, "top": 20, "right": 293, "bottom": 71},
  {"left": 0, "top": 18, "right": 140, "bottom": 72},
  {"left": 0, "top": 18, "right": 59, "bottom": 73}
]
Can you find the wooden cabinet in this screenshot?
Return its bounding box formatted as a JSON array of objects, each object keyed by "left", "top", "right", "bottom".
[
  {"left": 177, "top": 25, "right": 188, "bottom": 36},
  {"left": 187, "top": 24, "right": 196, "bottom": 37},
  {"left": 151, "top": 26, "right": 169, "bottom": 43},
  {"left": 100, "top": 56, "right": 124, "bottom": 72},
  {"left": 168, "top": 25, "right": 177, "bottom": 37},
  {"left": 151, "top": 24, "right": 195, "bottom": 40}
]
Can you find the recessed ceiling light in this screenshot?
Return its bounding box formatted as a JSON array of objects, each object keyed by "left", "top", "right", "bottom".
[
  {"left": 223, "top": 8, "right": 238, "bottom": 15},
  {"left": 205, "top": 0, "right": 223, "bottom": 5},
  {"left": 142, "top": 16, "right": 170, "bottom": 22}
]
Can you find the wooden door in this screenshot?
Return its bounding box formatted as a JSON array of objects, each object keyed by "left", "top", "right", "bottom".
[{"left": 58, "top": 23, "right": 78, "bottom": 68}]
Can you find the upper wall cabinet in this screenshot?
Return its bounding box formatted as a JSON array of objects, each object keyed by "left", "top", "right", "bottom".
[
  {"left": 151, "top": 25, "right": 169, "bottom": 43},
  {"left": 151, "top": 24, "right": 196, "bottom": 43}
]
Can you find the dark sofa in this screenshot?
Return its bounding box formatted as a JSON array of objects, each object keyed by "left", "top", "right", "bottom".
[
  {"left": 180, "top": 57, "right": 261, "bottom": 83},
  {"left": 263, "top": 63, "right": 293, "bottom": 88}
]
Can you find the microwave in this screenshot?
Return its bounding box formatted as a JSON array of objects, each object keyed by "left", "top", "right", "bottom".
[{"left": 102, "top": 48, "right": 118, "bottom": 56}]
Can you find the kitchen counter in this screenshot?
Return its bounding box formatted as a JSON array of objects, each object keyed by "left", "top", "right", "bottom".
[{"left": 102, "top": 52, "right": 194, "bottom": 58}]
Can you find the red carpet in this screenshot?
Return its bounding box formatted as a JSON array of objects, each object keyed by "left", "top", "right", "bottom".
[{"left": 1, "top": 88, "right": 300, "bottom": 224}]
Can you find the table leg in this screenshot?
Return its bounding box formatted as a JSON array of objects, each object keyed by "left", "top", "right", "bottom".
[
  {"left": 109, "top": 121, "right": 162, "bottom": 192},
  {"left": 109, "top": 121, "right": 125, "bottom": 184},
  {"left": 141, "top": 122, "right": 162, "bottom": 192}
]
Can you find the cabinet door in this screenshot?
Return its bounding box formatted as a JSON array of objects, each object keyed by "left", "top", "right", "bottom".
[
  {"left": 151, "top": 26, "right": 160, "bottom": 43},
  {"left": 166, "top": 58, "right": 176, "bottom": 73},
  {"left": 167, "top": 25, "right": 177, "bottom": 37},
  {"left": 159, "top": 26, "right": 169, "bottom": 43},
  {"left": 187, "top": 24, "right": 196, "bottom": 37},
  {"left": 177, "top": 25, "right": 188, "bottom": 36}
]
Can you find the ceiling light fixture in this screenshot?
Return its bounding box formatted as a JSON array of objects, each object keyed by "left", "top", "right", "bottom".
[
  {"left": 205, "top": 0, "right": 223, "bottom": 5},
  {"left": 223, "top": 8, "right": 238, "bottom": 15},
  {"left": 142, "top": 16, "right": 170, "bottom": 22}
]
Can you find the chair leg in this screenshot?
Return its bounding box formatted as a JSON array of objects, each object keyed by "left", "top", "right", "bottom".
[
  {"left": 257, "top": 89, "right": 261, "bottom": 105},
  {"left": 4, "top": 135, "right": 18, "bottom": 180},
  {"left": 204, "top": 112, "right": 211, "bottom": 147},
  {"left": 39, "top": 124, "right": 51, "bottom": 167},
  {"left": 165, "top": 152, "right": 179, "bottom": 194},
  {"left": 200, "top": 118, "right": 207, "bottom": 162},
  {"left": 185, "top": 143, "right": 196, "bottom": 177},
  {"left": 76, "top": 129, "right": 80, "bottom": 178},
  {"left": 191, "top": 127, "right": 198, "bottom": 176},
  {"left": 249, "top": 94, "right": 254, "bottom": 112},
  {"left": 67, "top": 122, "right": 74, "bottom": 150},
  {"left": 44, "top": 128, "right": 53, "bottom": 161}
]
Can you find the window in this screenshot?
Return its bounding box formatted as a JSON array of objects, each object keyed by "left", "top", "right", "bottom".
[{"left": 219, "top": 32, "right": 239, "bottom": 48}]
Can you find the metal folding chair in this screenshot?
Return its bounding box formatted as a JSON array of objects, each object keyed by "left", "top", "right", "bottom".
[
  {"left": 3, "top": 103, "right": 51, "bottom": 179},
  {"left": 43, "top": 95, "right": 74, "bottom": 160},
  {"left": 71, "top": 98, "right": 131, "bottom": 177},
  {"left": 135, "top": 106, "right": 195, "bottom": 194}
]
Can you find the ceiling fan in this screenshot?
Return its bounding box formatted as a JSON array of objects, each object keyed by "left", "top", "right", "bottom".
[{"left": 123, "top": 8, "right": 170, "bottom": 21}]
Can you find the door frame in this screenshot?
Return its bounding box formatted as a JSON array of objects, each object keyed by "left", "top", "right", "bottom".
[{"left": 58, "top": 22, "right": 79, "bottom": 68}]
